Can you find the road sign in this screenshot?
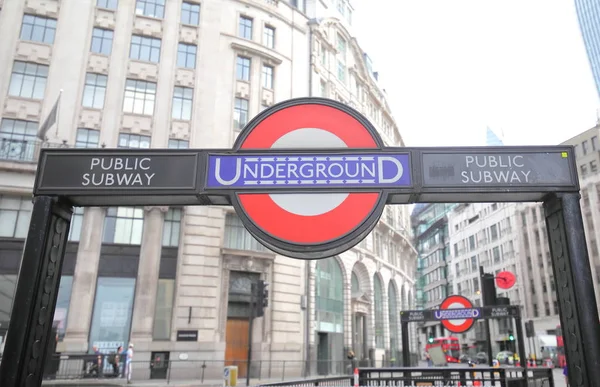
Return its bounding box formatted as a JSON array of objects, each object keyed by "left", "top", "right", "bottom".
[
  {"left": 496, "top": 271, "right": 516, "bottom": 289},
  {"left": 214, "top": 99, "right": 408, "bottom": 259},
  {"left": 438, "top": 295, "right": 476, "bottom": 333}
]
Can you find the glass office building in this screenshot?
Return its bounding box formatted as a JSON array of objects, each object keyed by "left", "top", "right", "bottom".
[{"left": 575, "top": 0, "right": 600, "bottom": 99}]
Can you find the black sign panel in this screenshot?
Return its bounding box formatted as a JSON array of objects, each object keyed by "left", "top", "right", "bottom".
[
  {"left": 421, "top": 149, "right": 576, "bottom": 188},
  {"left": 176, "top": 330, "right": 198, "bottom": 342},
  {"left": 401, "top": 305, "right": 520, "bottom": 322}
]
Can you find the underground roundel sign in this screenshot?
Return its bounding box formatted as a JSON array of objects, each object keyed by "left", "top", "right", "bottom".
[
  {"left": 435, "top": 295, "right": 478, "bottom": 334},
  {"left": 205, "top": 98, "right": 412, "bottom": 259}
]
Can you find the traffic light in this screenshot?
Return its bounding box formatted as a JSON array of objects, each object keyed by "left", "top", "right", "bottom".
[
  {"left": 481, "top": 273, "right": 498, "bottom": 306},
  {"left": 254, "top": 280, "right": 269, "bottom": 317},
  {"left": 525, "top": 320, "right": 535, "bottom": 338},
  {"left": 428, "top": 332, "right": 434, "bottom": 344},
  {"left": 508, "top": 330, "right": 515, "bottom": 341}
]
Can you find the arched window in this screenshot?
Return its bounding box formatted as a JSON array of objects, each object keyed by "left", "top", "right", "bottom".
[
  {"left": 388, "top": 281, "right": 398, "bottom": 354},
  {"left": 351, "top": 271, "right": 360, "bottom": 297},
  {"left": 374, "top": 274, "right": 384, "bottom": 348},
  {"left": 316, "top": 258, "right": 344, "bottom": 333}
]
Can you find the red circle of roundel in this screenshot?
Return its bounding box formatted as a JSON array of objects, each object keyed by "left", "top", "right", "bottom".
[
  {"left": 440, "top": 295, "right": 475, "bottom": 333},
  {"left": 237, "top": 103, "right": 381, "bottom": 245},
  {"left": 496, "top": 271, "right": 516, "bottom": 289}
]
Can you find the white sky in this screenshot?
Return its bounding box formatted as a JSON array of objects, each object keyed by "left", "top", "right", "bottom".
[{"left": 352, "top": 0, "right": 600, "bottom": 147}]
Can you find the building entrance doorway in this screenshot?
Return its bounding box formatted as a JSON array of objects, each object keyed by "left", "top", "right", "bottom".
[
  {"left": 353, "top": 313, "right": 368, "bottom": 365},
  {"left": 225, "top": 318, "right": 250, "bottom": 378}
]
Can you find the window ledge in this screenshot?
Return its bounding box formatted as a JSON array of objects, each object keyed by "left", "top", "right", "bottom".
[
  {"left": 221, "top": 247, "right": 276, "bottom": 259},
  {"left": 231, "top": 42, "right": 283, "bottom": 65}
]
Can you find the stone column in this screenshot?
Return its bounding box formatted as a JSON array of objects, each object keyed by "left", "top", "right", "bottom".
[
  {"left": 61, "top": 207, "right": 105, "bottom": 352},
  {"left": 129, "top": 207, "right": 166, "bottom": 347}
]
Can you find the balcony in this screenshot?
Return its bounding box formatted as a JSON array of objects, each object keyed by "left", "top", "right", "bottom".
[{"left": 0, "top": 138, "right": 68, "bottom": 170}]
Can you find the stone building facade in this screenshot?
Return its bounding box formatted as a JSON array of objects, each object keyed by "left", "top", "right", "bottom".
[{"left": 0, "top": 0, "right": 417, "bottom": 379}]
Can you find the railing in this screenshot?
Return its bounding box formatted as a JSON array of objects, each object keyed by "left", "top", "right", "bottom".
[
  {"left": 42, "top": 356, "right": 360, "bottom": 384},
  {"left": 258, "top": 367, "right": 554, "bottom": 387},
  {"left": 0, "top": 138, "right": 68, "bottom": 163}
]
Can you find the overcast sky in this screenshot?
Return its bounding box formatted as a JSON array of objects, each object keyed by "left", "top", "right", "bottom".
[{"left": 352, "top": 0, "right": 600, "bottom": 147}]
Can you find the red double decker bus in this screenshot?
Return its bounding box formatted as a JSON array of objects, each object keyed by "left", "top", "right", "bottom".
[
  {"left": 556, "top": 325, "right": 566, "bottom": 367},
  {"left": 425, "top": 336, "right": 461, "bottom": 363}
]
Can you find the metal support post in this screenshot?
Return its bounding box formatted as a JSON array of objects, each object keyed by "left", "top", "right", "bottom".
[
  {"left": 246, "top": 283, "right": 256, "bottom": 387},
  {"left": 0, "top": 196, "right": 72, "bottom": 387},
  {"left": 515, "top": 316, "right": 527, "bottom": 372},
  {"left": 544, "top": 193, "right": 600, "bottom": 387},
  {"left": 479, "top": 266, "right": 494, "bottom": 367},
  {"left": 401, "top": 322, "right": 410, "bottom": 366}
]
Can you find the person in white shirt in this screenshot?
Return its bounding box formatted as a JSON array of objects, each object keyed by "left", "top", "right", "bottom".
[{"left": 125, "top": 343, "right": 134, "bottom": 384}]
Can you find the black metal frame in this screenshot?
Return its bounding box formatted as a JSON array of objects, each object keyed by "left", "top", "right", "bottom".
[{"left": 0, "top": 98, "right": 599, "bottom": 387}]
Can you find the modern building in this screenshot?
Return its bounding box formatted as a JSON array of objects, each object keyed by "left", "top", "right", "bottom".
[
  {"left": 0, "top": 0, "right": 417, "bottom": 380},
  {"left": 517, "top": 123, "right": 600, "bottom": 355},
  {"left": 411, "top": 203, "right": 456, "bottom": 355},
  {"left": 447, "top": 203, "right": 523, "bottom": 355},
  {"left": 575, "top": 0, "right": 600, "bottom": 99}
]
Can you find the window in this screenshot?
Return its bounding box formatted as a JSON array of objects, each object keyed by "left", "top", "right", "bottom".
[
  {"left": 336, "top": 34, "right": 347, "bottom": 56},
  {"left": 593, "top": 136, "right": 599, "bottom": 151},
  {"left": 135, "top": 0, "right": 165, "bottom": 18},
  {"left": 262, "top": 65, "right": 274, "bottom": 89},
  {"left": 236, "top": 56, "right": 251, "bottom": 81},
  {"left": 181, "top": 2, "right": 200, "bottom": 25},
  {"left": 20, "top": 14, "right": 56, "bottom": 44},
  {"left": 490, "top": 224, "right": 498, "bottom": 240},
  {"left": 315, "top": 258, "right": 344, "bottom": 333},
  {"left": 0, "top": 119, "right": 38, "bottom": 162},
  {"left": 263, "top": 25, "right": 275, "bottom": 48},
  {"left": 53, "top": 276, "right": 73, "bottom": 341},
  {"left": 493, "top": 246, "right": 500, "bottom": 263},
  {"left": 168, "top": 139, "right": 189, "bottom": 149},
  {"left": 581, "top": 164, "right": 588, "bottom": 176},
  {"left": 118, "top": 133, "right": 150, "bottom": 148},
  {"left": 337, "top": 60, "right": 345, "bottom": 83},
  {"left": 162, "top": 208, "right": 182, "bottom": 246},
  {"left": 153, "top": 279, "right": 175, "bottom": 340},
  {"left": 9, "top": 61, "right": 48, "bottom": 99},
  {"left": 82, "top": 73, "right": 107, "bottom": 109},
  {"left": 97, "top": 0, "right": 118, "bottom": 9},
  {"left": 320, "top": 45, "right": 327, "bottom": 66},
  {"left": 591, "top": 160, "right": 598, "bottom": 173},
  {"left": 88, "top": 277, "right": 136, "bottom": 353},
  {"left": 172, "top": 87, "right": 193, "bottom": 120},
  {"left": 374, "top": 275, "right": 384, "bottom": 348},
  {"left": 68, "top": 207, "right": 85, "bottom": 241},
  {"left": 224, "top": 213, "right": 267, "bottom": 251},
  {"left": 91, "top": 28, "right": 113, "bottom": 55},
  {"left": 75, "top": 128, "right": 100, "bottom": 148},
  {"left": 233, "top": 98, "right": 249, "bottom": 130},
  {"left": 0, "top": 275, "right": 17, "bottom": 333},
  {"left": 130, "top": 35, "right": 161, "bottom": 63},
  {"left": 102, "top": 207, "right": 144, "bottom": 244},
  {"left": 239, "top": 16, "right": 252, "bottom": 39},
  {"left": 0, "top": 196, "right": 32, "bottom": 238},
  {"left": 582, "top": 140, "right": 589, "bottom": 155},
  {"left": 177, "top": 43, "right": 196, "bottom": 68},
  {"left": 123, "top": 79, "right": 156, "bottom": 115},
  {"left": 320, "top": 80, "right": 327, "bottom": 97}
]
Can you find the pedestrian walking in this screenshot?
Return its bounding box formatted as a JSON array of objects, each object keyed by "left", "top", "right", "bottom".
[{"left": 125, "top": 343, "right": 134, "bottom": 384}]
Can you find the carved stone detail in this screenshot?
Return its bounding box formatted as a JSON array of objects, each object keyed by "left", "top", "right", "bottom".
[
  {"left": 3, "top": 97, "right": 41, "bottom": 121},
  {"left": 95, "top": 8, "right": 116, "bottom": 29},
  {"left": 87, "top": 54, "right": 110, "bottom": 74},
  {"left": 175, "top": 69, "right": 195, "bottom": 87},
  {"left": 121, "top": 114, "right": 153, "bottom": 134},
  {"left": 25, "top": 0, "right": 59, "bottom": 18},
  {"left": 132, "top": 15, "right": 163, "bottom": 37},
  {"left": 171, "top": 121, "right": 190, "bottom": 141},
  {"left": 180, "top": 25, "right": 198, "bottom": 44},
  {"left": 236, "top": 81, "right": 250, "bottom": 99},
  {"left": 128, "top": 61, "right": 158, "bottom": 82},
  {"left": 79, "top": 108, "right": 103, "bottom": 130},
  {"left": 144, "top": 206, "right": 168, "bottom": 213},
  {"left": 15, "top": 41, "right": 52, "bottom": 64}
]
